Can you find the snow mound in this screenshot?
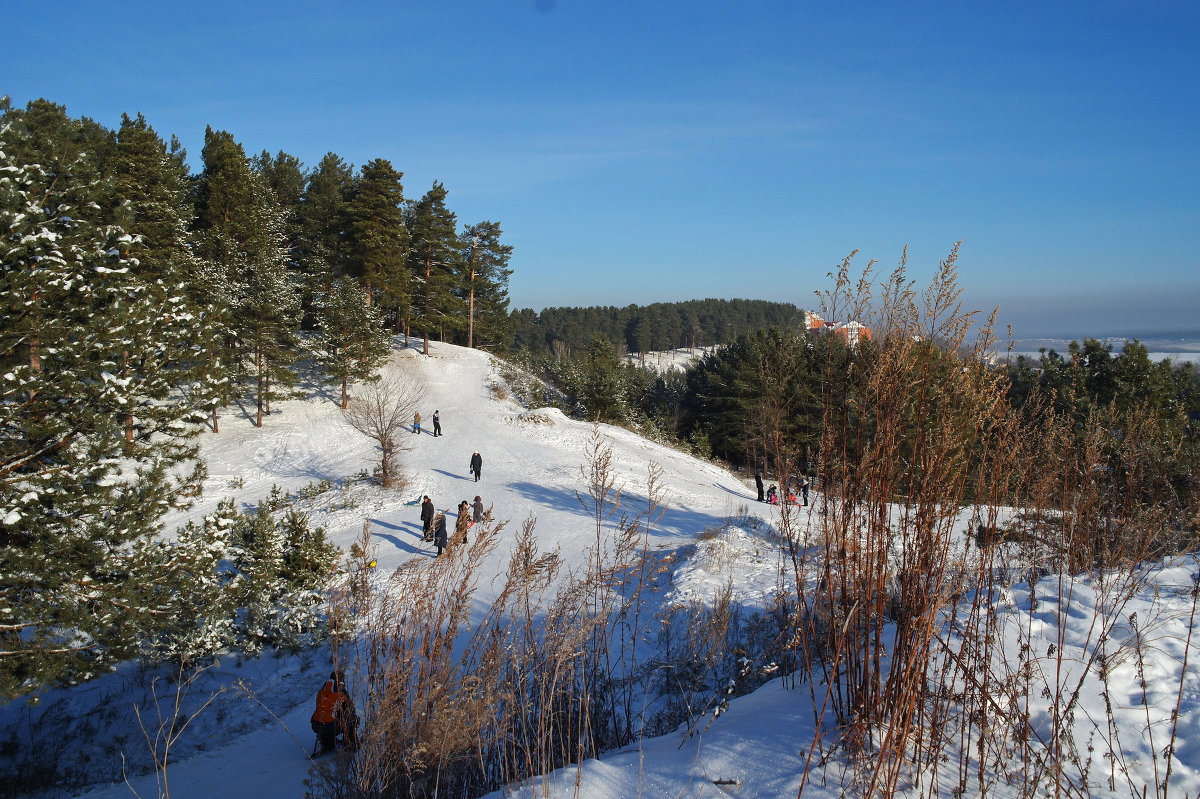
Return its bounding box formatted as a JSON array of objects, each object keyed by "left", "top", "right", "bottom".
[
  {"left": 513, "top": 407, "right": 567, "bottom": 425},
  {"left": 668, "top": 523, "right": 788, "bottom": 608}
]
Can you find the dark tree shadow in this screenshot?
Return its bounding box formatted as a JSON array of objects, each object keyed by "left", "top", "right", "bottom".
[
  {"left": 712, "top": 482, "right": 756, "bottom": 502},
  {"left": 506, "top": 481, "right": 734, "bottom": 539},
  {"left": 370, "top": 518, "right": 432, "bottom": 557}
]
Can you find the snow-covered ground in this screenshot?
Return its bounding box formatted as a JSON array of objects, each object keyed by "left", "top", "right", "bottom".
[
  {"left": 9, "top": 339, "right": 788, "bottom": 798},
  {"left": 622, "top": 346, "right": 716, "bottom": 372},
  {"left": 6, "top": 339, "right": 1199, "bottom": 799}
]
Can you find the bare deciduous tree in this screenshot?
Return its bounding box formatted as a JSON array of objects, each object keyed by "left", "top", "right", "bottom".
[{"left": 342, "top": 374, "right": 424, "bottom": 488}]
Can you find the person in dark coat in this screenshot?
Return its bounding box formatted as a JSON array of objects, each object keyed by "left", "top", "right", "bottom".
[
  {"left": 472, "top": 495, "right": 485, "bottom": 524},
  {"left": 432, "top": 410, "right": 442, "bottom": 437},
  {"left": 420, "top": 496, "right": 435, "bottom": 540},
  {"left": 469, "top": 451, "right": 482, "bottom": 482},
  {"left": 800, "top": 476, "right": 810, "bottom": 507},
  {"left": 455, "top": 500, "right": 471, "bottom": 543},
  {"left": 433, "top": 512, "right": 448, "bottom": 556},
  {"left": 754, "top": 472, "right": 764, "bottom": 502}
]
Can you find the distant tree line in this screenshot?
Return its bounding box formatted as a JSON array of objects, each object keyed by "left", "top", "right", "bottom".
[
  {"left": 527, "top": 323, "right": 1199, "bottom": 516},
  {"left": 511, "top": 298, "right": 802, "bottom": 357}
]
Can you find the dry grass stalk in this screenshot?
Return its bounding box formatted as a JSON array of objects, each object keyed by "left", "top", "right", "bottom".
[{"left": 787, "top": 246, "right": 1200, "bottom": 798}]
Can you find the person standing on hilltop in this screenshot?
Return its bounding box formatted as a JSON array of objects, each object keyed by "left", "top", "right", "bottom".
[
  {"left": 432, "top": 410, "right": 442, "bottom": 437},
  {"left": 432, "top": 512, "right": 448, "bottom": 556},
  {"left": 469, "top": 451, "right": 483, "bottom": 482},
  {"left": 420, "top": 495, "right": 435, "bottom": 540}
]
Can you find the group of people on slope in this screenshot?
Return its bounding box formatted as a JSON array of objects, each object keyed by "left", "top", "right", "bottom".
[
  {"left": 420, "top": 494, "right": 487, "bottom": 556},
  {"left": 754, "top": 472, "right": 811, "bottom": 507}
]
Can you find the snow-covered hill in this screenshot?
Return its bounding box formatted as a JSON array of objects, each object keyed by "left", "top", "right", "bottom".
[
  {"left": 32, "top": 339, "right": 792, "bottom": 799},
  {"left": 5, "top": 339, "right": 1197, "bottom": 799}
]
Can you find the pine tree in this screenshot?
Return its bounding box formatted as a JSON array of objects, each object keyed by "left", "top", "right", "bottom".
[
  {"left": 315, "top": 276, "right": 393, "bottom": 408},
  {"left": 227, "top": 496, "right": 337, "bottom": 655},
  {"left": 296, "top": 153, "right": 355, "bottom": 325},
  {"left": 193, "top": 129, "right": 301, "bottom": 428},
  {"left": 252, "top": 150, "right": 306, "bottom": 219},
  {"left": 346, "top": 159, "right": 408, "bottom": 331},
  {"left": 251, "top": 148, "right": 307, "bottom": 268},
  {"left": 239, "top": 243, "right": 303, "bottom": 427},
  {"left": 407, "top": 182, "right": 461, "bottom": 354},
  {"left": 0, "top": 129, "right": 214, "bottom": 697},
  {"left": 577, "top": 336, "right": 628, "bottom": 422},
  {"left": 112, "top": 113, "right": 197, "bottom": 284},
  {"left": 0, "top": 99, "right": 116, "bottom": 217},
  {"left": 143, "top": 508, "right": 239, "bottom": 663},
  {"left": 459, "top": 221, "right": 513, "bottom": 351}
]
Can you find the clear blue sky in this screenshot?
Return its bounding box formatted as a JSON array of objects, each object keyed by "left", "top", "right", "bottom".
[{"left": 5, "top": 0, "right": 1198, "bottom": 337}]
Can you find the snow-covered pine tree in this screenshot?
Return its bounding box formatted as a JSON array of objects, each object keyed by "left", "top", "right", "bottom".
[
  {"left": 228, "top": 498, "right": 338, "bottom": 655},
  {"left": 407, "top": 182, "right": 462, "bottom": 354},
  {"left": 458, "top": 220, "right": 513, "bottom": 351},
  {"left": 314, "top": 276, "right": 393, "bottom": 408},
  {"left": 0, "top": 128, "right": 212, "bottom": 698},
  {"left": 111, "top": 113, "right": 224, "bottom": 447},
  {"left": 144, "top": 496, "right": 338, "bottom": 663},
  {"left": 0, "top": 99, "right": 116, "bottom": 218},
  {"left": 347, "top": 158, "right": 409, "bottom": 330},
  {"left": 141, "top": 505, "right": 239, "bottom": 663},
  {"left": 296, "top": 152, "right": 355, "bottom": 327},
  {"left": 113, "top": 113, "right": 196, "bottom": 285},
  {"left": 238, "top": 237, "right": 303, "bottom": 427},
  {"left": 194, "top": 129, "right": 303, "bottom": 427}
]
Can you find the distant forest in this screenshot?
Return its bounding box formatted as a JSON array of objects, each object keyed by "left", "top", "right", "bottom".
[{"left": 511, "top": 298, "right": 803, "bottom": 356}]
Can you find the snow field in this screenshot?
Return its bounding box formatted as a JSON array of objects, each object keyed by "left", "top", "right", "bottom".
[{"left": 5, "top": 338, "right": 1197, "bottom": 799}]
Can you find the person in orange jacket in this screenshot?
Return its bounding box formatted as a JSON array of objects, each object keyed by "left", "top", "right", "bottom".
[{"left": 310, "top": 671, "right": 358, "bottom": 754}]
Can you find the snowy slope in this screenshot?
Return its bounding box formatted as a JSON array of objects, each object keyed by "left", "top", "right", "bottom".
[
  {"left": 180, "top": 339, "right": 760, "bottom": 587},
  {"left": 61, "top": 339, "right": 795, "bottom": 799},
  {"left": 12, "top": 338, "right": 1197, "bottom": 799}
]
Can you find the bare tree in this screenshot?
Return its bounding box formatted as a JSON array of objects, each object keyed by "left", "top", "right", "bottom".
[{"left": 342, "top": 374, "right": 425, "bottom": 488}]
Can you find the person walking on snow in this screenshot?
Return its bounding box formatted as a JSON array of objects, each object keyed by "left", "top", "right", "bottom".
[
  {"left": 800, "top": 476, "right": 811, "bottom": 507},
  {"left": 754, "top": 472, "right": 764, "bottom": 502},
  {"left": 420, "top": 496, "right": 435, "bottom": 540},
  {"left": 413, "top": 411, "right": 422, "bottom": 435},
  {"left": 433, "top": 512, "right": 448, "bottom": 556},
  {"left": 432, "top": 410, "right": 442, "bottom": 437},
  {"left": 469, "top": 451, "right": 482, "bottom": 482},
  {"left": 472, "top": 495, "right": 485, "bottom": 525}
]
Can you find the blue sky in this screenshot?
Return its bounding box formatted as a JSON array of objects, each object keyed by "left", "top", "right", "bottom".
[{"left": 5, "top": 1, "right": 1198, "bottom": 337}]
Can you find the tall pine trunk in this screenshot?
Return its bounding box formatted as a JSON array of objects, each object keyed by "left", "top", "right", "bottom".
[
  {"left": 467, "top": 259, "right": 476, "bottom": 349},
  {"left": 122, "top": 350, "right": 135, "bottom": 450},
  {"left": 255, "top": 346, "right": 264, "bottom": 427},
  {"left": 422, "top": 253, "right": 432, "bottom": 355}
]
